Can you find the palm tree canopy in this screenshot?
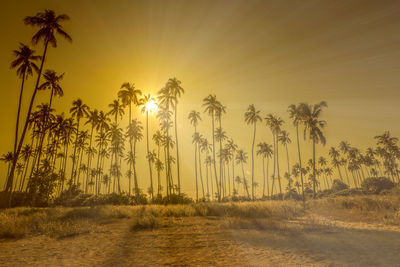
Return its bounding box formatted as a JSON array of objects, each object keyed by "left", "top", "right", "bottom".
[
  {"left": 108, "top": 99, "right": 125, "bottom": 122},
  {"left": 300, "top": 101, "right": 327, "bottom": 145},
  {"left": 70, "top": 99, "right": 89, "bottom": 121},
  {"left": 119, "top": 82, "right": 142, "bottom": 107},
  {"left": 278, "top": 130, "right": 291, "bottom": 146},
  {"left": 38, "top": 69, "right": 64, "bottom": 97},
  {"left": 244, "top": 104, "right": 262, "bottom": 125},
  {"left": 24, "top": 9, "right": 72, "bottom": 47},
  {"left": 188, "top": 110, "right": 201, "bottom": 128},
  {"left": 265, "top": 114, "right": 284, "bottom": 135},
  {"left": 256, "top": 142, "right": 273, "bottom": 158},
  {"left": 11, "top": 43, "right": 40, "bottom": 78}
]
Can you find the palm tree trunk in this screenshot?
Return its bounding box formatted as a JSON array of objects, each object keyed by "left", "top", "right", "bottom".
[
  {"left": 85, "top": 126, "right": 94, "bottom": 193},
  {"left": 241, "top": 162, "right": 250, "bottom": 198},
  {"left": 146, "top": 111, "right": 154, "bottom": 200},
  {"left": 174, "top": 105, "right": 181, "bottom": 195},
  {"left": 251, "top": 122, "right": 256, "bottom": 200},
  {"left": 194, "top": 141, "right": 198, "bottom": 202},
  {"left": 271, "top": 133, "right": 276, "bottom": 197},
  {"left": 211, "top": 113, "right": 219, "bottom": 200},
  {"left": 312, "top": 139, "right": 316, "bottom": 199},
  {"left": 70, "top": 119, "right": 80, "bottom": 186},
  {"left": 133, "top": 140, "right": 139, "bottom": 197},
  {"left": 295, "top": 126, "right": 305, "bottom": 205},
  {"left": 276, "top": 134, "right": 282, "bottom": 200},
  {"left": 14, "top": 72, "right": 26, "bottom": 155},
  {"left": 262, "top": 157, "right": 266, "bottom": 197},
  {"left": 198, "top": 149, "right": 205, "bottom": 199},
  {"left": 266, "top": 157, "right": 270, "bottom": 199}
]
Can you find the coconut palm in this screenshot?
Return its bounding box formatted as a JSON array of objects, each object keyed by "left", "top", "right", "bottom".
[
  {"left": 256, "top": 142, "right": 273, "bottom": 198},
  {"left": 300, "top": 101, "right": 327, "bottom": 198},
  {"left": 244, "top": 104, "right": 262, "bottom": 199},
  {"left": 202, "top": 94, "right": 221, "bottom": 200},
  {"left": 278, "top": 130, "right": 291, "bottom": 190},
  {"left": 7, "top": 10, "right": 72, "bottom": 193},
  {"left": 10, "top": 43, "right": 40, "bottom": 156},
  {"left": 126, "top": 119, "right": 143, "bottom": 197},
  {"left": 139, "top": 94, "right": 157, "bottom": 199},
  {"left": 235, "top": 149, "right": 250, "bottom": 198},
  {"left": 265, "top": 114, "right": 284, "bottom": 199},
  {"left": 165, "top": 78, "right": 184, "bottom": 195},
  {"left": 225, "top": 139, "right": 238, "bottom": 196},
  {"left": 69, "top": 99, "right": 89, "bottom": 185}
]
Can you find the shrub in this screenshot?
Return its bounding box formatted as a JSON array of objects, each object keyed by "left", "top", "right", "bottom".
[
  {"left": 331, "top": 179, "right": 349, "bottom": 192},
  {"left": 362, "top": 177, "right": 395, "bottom": 194}
]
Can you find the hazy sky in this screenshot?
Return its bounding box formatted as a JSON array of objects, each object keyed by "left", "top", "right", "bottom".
[{"left": 1, "top": 0, "right": 400, "bottom": 195}]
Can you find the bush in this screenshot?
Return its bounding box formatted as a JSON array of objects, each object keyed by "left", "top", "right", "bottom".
[
  {"left": 331, "top": 179, "right": 349, "bottom": 192},
  {"left": 362, "top": 177, "right": 395, "bottom": 194},
  {"left": 152, "top": 193, "right": 193, "bottom": 205}
]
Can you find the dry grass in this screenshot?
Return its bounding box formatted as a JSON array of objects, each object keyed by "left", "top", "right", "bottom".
[
  {"left": 0, "top": 206, "right": 133, "bottom": 239},
  {"left": 309, "top": 195, "right": 400, "bottom": 225}
]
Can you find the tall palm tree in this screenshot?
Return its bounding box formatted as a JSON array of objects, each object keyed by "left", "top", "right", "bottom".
[
  {"left": 278, "top": 130, "right": 291, "bottom": 192},
  {"left": 235, "top": 149, "right": 250, "bottom": 199},
  {"left": 301, "top": 101, "right": 327, "bottom": 198},
  {"left": 201, "top": 138, "right": 213, "bottom": 200},
  {"left": 153, "top": 130, "right": 164, "bottom": 196},
  {"left": 202, "top": 95, "right": 221, "bottom": 200},
  {"left": 265, "top": 114, "right": 284, "bottom": 199},
  {"left": 140, "top": 94, "right": 157, "bottom": 200},
  {"left": 7, "top": 10, "right": 72, "bottom": 193},
  {"left": 69, "top": 99, "right": 89, "bottom": 185},
  {"left": 215, "top": 103, "right": 226, "bottom": 198},
  {"left": 188, "top": 110, "right": 201, "bottom": 200},
  {"left": 256, "top": 142, "right": 273, "bottom": 198},
  {"left": 84, "top": 109, "right": 98, "bottom": 193},
  {"left": 288, "top": 103, "right": 306, "bottom": 204},
  {"left": 244, "top": 104, "right": 262, "bottom": 199},
  {"left": 126, "top": 119, "right": 143, "bottom": 197},
  {"left": 119, "top": 82, "right": 142, "bottom": 195},
  {"left": 38, "top": 70, "right": 64, "bottom": 109},
  {"left": 165, "top": 78, "right": 184, "bottom": 195},
  {"left": 10, "top": 43, "right": 40, "bottom": 155},
  {"left": 225, "top": 139, "right": 238, "bottom": 196}
]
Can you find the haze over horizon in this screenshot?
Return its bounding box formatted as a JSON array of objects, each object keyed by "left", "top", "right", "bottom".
[{"left": 1, "top": 0, "right": 400, "bottom": 195}]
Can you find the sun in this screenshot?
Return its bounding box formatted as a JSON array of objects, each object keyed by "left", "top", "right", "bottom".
[{"left": 145, "top": 99, "right": 158, "bottom": 113}]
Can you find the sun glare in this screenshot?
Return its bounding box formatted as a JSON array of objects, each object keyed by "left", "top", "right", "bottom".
[{"left": 145, "top": 99, "right": 158, "bottom": 113}]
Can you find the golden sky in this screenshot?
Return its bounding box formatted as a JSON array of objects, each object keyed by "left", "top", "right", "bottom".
[{"left": 1, "top": 0, "right": 400, "bottom": 195}]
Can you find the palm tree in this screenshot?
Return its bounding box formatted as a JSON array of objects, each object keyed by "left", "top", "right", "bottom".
[
  {"left": 301, "top": 101, "right": 327, "bottom": 198},
  {"left": 140, "top": 94, "right": 157, "bottom": 200},
  {"left": 7, "top": 10, "right": 72, "bottom": 193},
  {"left": 329, "top": 147, "right": 343, "bottom": 181},
  {"left": 166, "top": 78, "right": 184, "bottom": 195},
  {"left": 225, "top": 139, "right": 238, "bottom": 196},
  {"left": 235, "top": 149, "right": 250, "bottom": 198},
  {"left": 188, "top": 110, "right": 201, "bottom": 199},
  {"left": 126, "top": 119, "right": 143, "bottom": 197},
  {"left": 153, "top": 130, "right": 164, "bottom": 196},
  {"left": 201, "top": 138, "right": 213, "bottom": 200},
  {"left": 84, "top": 109, "right": 98, "bottom": 193},
  {"left": 38, "top": 70, "right": 64, "bottom": 109},
  {"left": 10, "top": 43, "right": 40, "bottom": 156},
  {"left": 244, "top": 104, "right": 262, "bottom": 199},
  {"left": 265, "top": 114, "right": 284, "bottom": 199},
  {"left": 69, "top": 99, "right": 89, "bottom": 185},
  {"left": 278, "top": 130, "right": 291, "bottom": 192},
  {"left": 119, "top": 82, "right": 142, "bottom": 195},
  {"left": 202, "top": 95, "right": 221, "bottom": 200},
  {"left": 288, "top": 103, "right": 306, "bottom": 204},
  {"left": 257, "top": 142, "right": 273, "bottom": 198},
  {"left": 192, "top": 132, "right": 202, "bottom": 201}
]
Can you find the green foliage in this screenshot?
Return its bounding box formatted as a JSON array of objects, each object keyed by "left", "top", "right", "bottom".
[
  {"left": 331, "top": 179, "right": 349, "bottom": 192},
  {"left": 362, "top": 177, "right": 395, "bottom": 194},
  {"left": 27, "top": 167, "right": 59, "bottom": 206}
]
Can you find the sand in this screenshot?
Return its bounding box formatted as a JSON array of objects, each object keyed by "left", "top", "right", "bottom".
[{"left": 1, "top": 212, "right": 400, "bottom": 266}]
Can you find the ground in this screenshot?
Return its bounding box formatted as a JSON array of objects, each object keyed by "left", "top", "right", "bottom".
[{"left": 1, "top": 207, "right": 400, "bottom": 267}]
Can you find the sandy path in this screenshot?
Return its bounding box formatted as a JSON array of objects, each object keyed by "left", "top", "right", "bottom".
[{"left": 1, "top": 215, "right": 400, "bottom": 266}]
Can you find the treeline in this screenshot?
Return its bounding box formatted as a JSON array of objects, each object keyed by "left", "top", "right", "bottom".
[{"left": 1, "top": 9, "right": 400, "bottom": 207}]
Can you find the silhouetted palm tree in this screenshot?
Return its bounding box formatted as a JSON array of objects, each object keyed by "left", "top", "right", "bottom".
[
  {"left": 301, "top": 101, "right": 327, "bottom": 198},
  {"left": 257, "top": 142, "right": 273, "bottom": 198},
  {"left": 265, "top": 114, "right": 284, "bottom": 199},
  {"left": 202, "top": 95, "right": 221, "bottom": 200},
  {"left": 244, "top": 104, "right": 262, "bottom": 199},
  {"left": 140, "top": 94, "right": 157, "bottom": 200},
  {"left": 69, "top": 99, "right": 89, "bottom": 185},
  {"left": 236, "top": 149, "right": 250, "bottom": 198},
  {"left": 126, "top": 119, "right": 143, "bottom": 197},
  {"left": 188, "top": 110, "right": 201, "bottom": 200},
  {"left": 7, "top": 10, "right": 72, "bottom": 193},
  {"left": 10, "top": 43, "right": 40, "bottom": 155}
]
